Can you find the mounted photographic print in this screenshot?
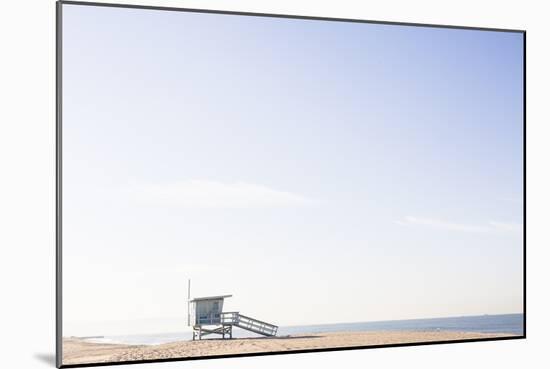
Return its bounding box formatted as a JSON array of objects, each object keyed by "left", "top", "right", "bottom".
[{"left": 56, "top": 1, "right": 525, "bottom": 367}]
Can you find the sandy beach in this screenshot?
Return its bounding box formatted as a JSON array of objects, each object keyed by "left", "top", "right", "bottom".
[{"left": 63, "top": 331, "right": 517, "bottom": 365}]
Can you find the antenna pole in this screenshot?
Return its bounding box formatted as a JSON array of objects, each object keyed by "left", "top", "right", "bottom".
[{"left": 187, "top": 279, "right": 191, "bottom": 326}]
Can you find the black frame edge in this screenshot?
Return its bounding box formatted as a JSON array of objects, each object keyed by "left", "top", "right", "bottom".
[
  {"left": 522, "top": 30, "right": 527, "bottom": 338},
  {"left": 58, "top": 0, "right": 526, "bottom": 34},
  {"left": 56, "top": 0, "right": 63, "bottom": 368}
]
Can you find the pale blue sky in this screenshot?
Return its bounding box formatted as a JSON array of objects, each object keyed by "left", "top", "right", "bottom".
[{"left": 62, "top": 4, "right": 523, "bottom": 336}]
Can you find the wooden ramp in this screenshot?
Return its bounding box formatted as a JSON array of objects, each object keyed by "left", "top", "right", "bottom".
[{"left": 221, "top": 312, "right": 278, "bottom": 336}]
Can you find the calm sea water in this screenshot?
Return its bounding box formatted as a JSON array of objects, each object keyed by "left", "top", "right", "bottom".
[{"left": 85, "top": 313, "right": 523, "bottom": 346}]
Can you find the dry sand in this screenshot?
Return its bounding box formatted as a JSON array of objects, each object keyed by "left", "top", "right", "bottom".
[{"left": 63, "top": 331, "right": 517, "bottom": 365}]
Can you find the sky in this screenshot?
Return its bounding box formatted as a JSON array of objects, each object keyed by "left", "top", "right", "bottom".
[{"left": 61, "top": 4, "right": 524, "bottom": 336}]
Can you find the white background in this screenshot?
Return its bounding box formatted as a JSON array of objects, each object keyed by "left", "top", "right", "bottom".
[{"left": 0, "top": 0, "right": 548, "bottom": 368}]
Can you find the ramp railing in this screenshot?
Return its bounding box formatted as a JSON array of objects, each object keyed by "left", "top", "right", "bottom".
[{"left": 221, "top": 312, "right": 278, "bottom": 336}]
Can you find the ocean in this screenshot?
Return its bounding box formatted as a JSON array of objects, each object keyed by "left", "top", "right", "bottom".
[{"left": 84, "top": 313, "right": 523, "bottom": 346}]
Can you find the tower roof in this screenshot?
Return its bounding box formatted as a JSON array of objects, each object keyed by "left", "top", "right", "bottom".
[{"left": 189, "top": 294, "right": 232, "bottom": 302}]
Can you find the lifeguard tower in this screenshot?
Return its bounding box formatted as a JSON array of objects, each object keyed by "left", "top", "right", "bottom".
[{"left": 187, "top": 282, "right": 278, "bottom": 340}]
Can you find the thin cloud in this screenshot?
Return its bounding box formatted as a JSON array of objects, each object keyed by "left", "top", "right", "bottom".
[
  {"left": 488, "top": 221, "right": 523, "bottom": 233},
  {"left": 499, "top": 196, "right": 523, "bottom": 204},
  {"left": 396, "top": 216, "right": 522, "bottom": 234},
  {"left": 129, "top": 180, "right": 313, "bottom": 209}
]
